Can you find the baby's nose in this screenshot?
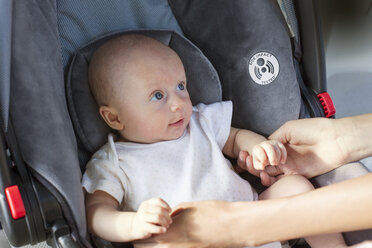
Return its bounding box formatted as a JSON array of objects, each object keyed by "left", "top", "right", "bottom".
[{"left": 170, "top": 96, "right": 184, "bottom": 112}]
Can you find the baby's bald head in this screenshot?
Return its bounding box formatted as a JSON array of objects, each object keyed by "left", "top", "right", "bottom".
[
  {"left": 88, "top": 34, "right": 191, "bottom": 143},
  {"left": 88, "top": 34, "right": 179, "bottom": 106}
]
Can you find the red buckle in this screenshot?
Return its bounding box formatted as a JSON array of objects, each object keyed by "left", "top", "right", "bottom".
[
  {"left": 5, "top": 185, "right": 26, "bottom": 219},
  {"left": 317, "top": 92, "right": 336, "bottom": 118}
]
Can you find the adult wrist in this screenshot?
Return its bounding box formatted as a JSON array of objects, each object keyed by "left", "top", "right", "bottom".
[
  {"left": 331, "top": 118, "right": 351, "bottom": 165},
  {"left": 229, "top": 201, "right": 282, "bottom": 247},
  {"left": 344, "top": 114, "right": 372, "bottom": 163},
  {"left": 334, "top": 115, "right": 372, "bottom": 164},
  {"left": 219, "top": 201, "right": 250, "bottom": 248}
]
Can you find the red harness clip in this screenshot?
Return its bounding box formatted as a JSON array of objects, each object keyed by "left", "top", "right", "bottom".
[
  {"left": 5, "top": 185, "right": 26, "bottom": 219},
  {"left": 317, "top": 92, "right": 336, "bottom": 118}
]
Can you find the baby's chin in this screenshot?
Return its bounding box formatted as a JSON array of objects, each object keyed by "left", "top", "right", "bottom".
[
  {"left": 157, "top": 127, "right": 188, "bottom": 143},
  {"left": 121, "top": 123, "right": 189, "bottom": 144},
  {"left": 157, "top": 131, "right": 186, "bottom": 143}
]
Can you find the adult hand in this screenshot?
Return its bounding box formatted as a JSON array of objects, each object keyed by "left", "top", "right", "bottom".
[
  {"left": 267, "top": 117, "right": 347, "bottom": 179},
  {"left": 134, "top": 201, "right": 243, "bottom": 248}
]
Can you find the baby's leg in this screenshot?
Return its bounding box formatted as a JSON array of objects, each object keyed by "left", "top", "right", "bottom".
[
  {"left": 259, "top": 175, "right": 352, "bottom": 248},
  {"left": 258, "top": 175, "right": 314, "bottom": 200}
]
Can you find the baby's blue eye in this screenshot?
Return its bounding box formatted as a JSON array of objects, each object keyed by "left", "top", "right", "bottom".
[
  {"left": 177, "top": 82, "right": 185, "bottom": 91},
  {"left": 151, "top": 92, "right": 164, "bottom": 101}
]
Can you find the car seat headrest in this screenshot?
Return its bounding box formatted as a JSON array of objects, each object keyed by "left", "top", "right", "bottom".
[
  {"left": 66, "top": 30, "right": 222, "bottom": 153},
  {"left": 169, "top": 0, "right": 302, "bottom": 135}
]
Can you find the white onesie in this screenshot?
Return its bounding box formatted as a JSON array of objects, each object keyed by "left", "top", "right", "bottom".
[{"left": 82, "top": 101, "right": 280, "bottom": 248}]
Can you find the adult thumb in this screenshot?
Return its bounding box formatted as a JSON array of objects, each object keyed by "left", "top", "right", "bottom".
[
  {"left": 269, "top": 125, "right": 289, "bottom": 144},
  {"left": 260, "top": 171, "right": 278, "bottom": 187}
]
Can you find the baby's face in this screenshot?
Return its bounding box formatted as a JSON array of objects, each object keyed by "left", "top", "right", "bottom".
[{"left": 113, "top": 51, "right": 192, "bottom": 143}]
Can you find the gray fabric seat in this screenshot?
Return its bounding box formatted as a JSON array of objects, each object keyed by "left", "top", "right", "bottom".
[{"left": 57, "top": 0, "right": 183, "bottom": 68}]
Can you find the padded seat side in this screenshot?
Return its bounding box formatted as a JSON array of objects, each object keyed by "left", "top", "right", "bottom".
[{"left": 10, "top": 0, "right": 89, "bottom": 246}]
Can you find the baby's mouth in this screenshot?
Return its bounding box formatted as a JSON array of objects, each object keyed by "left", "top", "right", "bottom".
[{"left": 169, "top": 118, "right": 184, "bottom": 127}]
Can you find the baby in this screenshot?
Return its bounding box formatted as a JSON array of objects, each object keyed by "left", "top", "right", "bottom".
[{"left": 82, "top": 34, "right": 360, "bottom": 248}]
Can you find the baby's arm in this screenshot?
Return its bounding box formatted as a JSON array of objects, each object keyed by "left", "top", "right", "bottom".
[
  {"left": 223, "top": 127, "right": 286, "bottom": 174},
  {"left": 86, "top": 190, "right": 172, "bottom": 242}
]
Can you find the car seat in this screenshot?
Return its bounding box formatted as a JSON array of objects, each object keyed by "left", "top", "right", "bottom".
[{"left": 0, "top": 0, "right": 370, "bottom": 247}]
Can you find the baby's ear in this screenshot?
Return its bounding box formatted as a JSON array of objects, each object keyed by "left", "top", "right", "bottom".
[{"left": 99, "top": 106, "right": 124, "bottom": 131}]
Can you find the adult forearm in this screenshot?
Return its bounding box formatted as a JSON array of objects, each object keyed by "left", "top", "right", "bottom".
[
  {"left": 231, "top": 173, "right": 372, "bottom": 246},
  {"left": 337, "top": 114, "right": 372, "bottom": 164},
  {"left": 137, "top": 175, "right": 372, "bottom": 247}
]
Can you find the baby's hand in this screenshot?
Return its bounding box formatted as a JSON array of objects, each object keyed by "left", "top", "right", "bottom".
[
  {"left": 131, "top": 198, "right": 172, "bottom": 240},
  {"left": 251, "top": 140, "right": 287, "bottom": 170}
]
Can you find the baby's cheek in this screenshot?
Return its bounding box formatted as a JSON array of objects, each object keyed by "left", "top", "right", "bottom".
[
  {"left": 185, "top": 103, "right": 193, "bottom": 121},
  {"left": 146, "top": 117, "right": 167, "bottom": 136}
]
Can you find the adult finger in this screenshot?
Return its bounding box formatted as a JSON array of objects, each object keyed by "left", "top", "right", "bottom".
[
  {"left": 260, "top": 171, "right": 278, "bottom": 187},
  {"left": 237, "top": 150, "right": 249, "bottom": 170},
  {"left": 268, "top": 121, "right": 293, "bottom": 144},
  {"left": 264, "top": 165, "right": 283, "bottom": 177},
  {"left": 245, "top": 155, "right": 261, "bottom": 177}
]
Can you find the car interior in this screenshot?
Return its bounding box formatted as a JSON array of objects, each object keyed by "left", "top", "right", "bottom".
[{"left": 0, "top": 0, "right": 371, "bottom": 248}]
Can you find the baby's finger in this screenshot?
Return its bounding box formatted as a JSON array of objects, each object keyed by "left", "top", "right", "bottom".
[
  {"left": 145, "top": 212, "right": 172, "bottom": 228},
  {"left": 252, "top": 145, "right": 268, "bottom": 170},
  {"left": 147, "top": 207, "right": 172, "bottom": 225},
  {"left": 147, "top": 198, "right": 172, "bottom": 212},
  {"left": 144, "top": 223, "right": 167, "bottom": 235},
  {"left": 260, "top": 141, "right": 281, "bottom": 165}
]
